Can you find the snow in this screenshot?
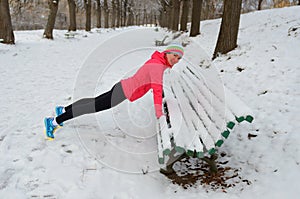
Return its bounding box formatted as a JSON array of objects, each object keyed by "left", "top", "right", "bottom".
[{"left": 1, "top": 6, "right": 300, "bottom": 198}]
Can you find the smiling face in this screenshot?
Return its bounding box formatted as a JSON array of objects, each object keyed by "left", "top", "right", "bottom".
[{"left": 166, "top": 53, "right": 182, "bottom": 67}]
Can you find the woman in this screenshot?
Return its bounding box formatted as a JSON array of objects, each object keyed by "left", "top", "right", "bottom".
[{"left": 44, "top": 43, "right": 184, "bottom": 139}]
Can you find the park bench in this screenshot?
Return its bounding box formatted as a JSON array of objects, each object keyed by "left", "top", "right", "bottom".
[
  {"left": 64, "top": 32, "right": 75, "bottom": 39},
  {"left": 155, "top": 35, "right": 169, "bottom": 46},
  {"left": 156, "top": 63, "right": 254, "bottom": 174}
]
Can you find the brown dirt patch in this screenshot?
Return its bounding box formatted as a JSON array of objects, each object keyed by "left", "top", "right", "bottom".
[{"left": 161, "top": 153, "right": 251, "bottom": 191}]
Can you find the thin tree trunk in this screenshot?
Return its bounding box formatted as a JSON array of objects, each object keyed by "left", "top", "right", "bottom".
[
  {"left": 67, "top": 0, "right": 76, "bottom": 31},
  {"left": 258, "top": 0, "right": 263, "bottom": 10},
  {"left": 0, "top": 0, "right": 15, "bottom": 44},
  {"left": 159, "top": 0, "right": 168, "bottom": 28},
  {"left": 180, "top": 0, "right": 189, "bottom": 32},
  {"left": 171, "top": 0, "right": 180, "bottom": 31},
  {"left": 167, "top": 0, "right": 173, "bottom": 29},
  {"left": 43, "top": 0, "right": 59, "bottom": 39},
  {"left": 111, "top": 0, "right": 116, "bottom": 27},
  {"left": 104, "top": 0, "right": 109, "bottom": 28},
  {"left": 128, "top": 8, "right": 134, "bottom": 26},
  {"left": 116, "top": 0, "right": 120, "bottom": 27},
  {"left": 123, "top": 0, "right": 128, "bottom": 26},
  {"left": 96, "top": 0, "right": 101, "bottom": 28},
  {"left": 190, "top": 0, "right": 203, "bottom": 37},
  {"left": 213, "top": 0, "right": 242, "bottom": 59},
  {"left": 143, "top": 7, "right": 146, "bottom": 25},
  {"left": 84, "top": 0, "right": 91, "bottom": 31}
]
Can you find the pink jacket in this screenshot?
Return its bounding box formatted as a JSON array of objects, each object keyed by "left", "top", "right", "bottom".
[{"left": 121, "top": 51, "right": 172, "bottom": 118}]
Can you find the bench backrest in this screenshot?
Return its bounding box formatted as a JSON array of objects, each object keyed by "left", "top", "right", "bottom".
[{"left": 156, "top": 63, "right": 254, "bottom": 164}]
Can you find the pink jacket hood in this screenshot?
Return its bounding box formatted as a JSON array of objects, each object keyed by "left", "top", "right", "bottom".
[{"left": 146, "top": 51, "right": 172, "bottom": 68}]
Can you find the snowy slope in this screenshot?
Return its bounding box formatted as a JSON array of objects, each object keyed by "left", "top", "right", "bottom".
[{"left": 0, "top": 6, "right": 300, "bottom": 199}]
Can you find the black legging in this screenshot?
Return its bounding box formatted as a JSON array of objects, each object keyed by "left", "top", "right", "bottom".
[{"left": 56, "top": 82, "right": 126, "bottom": 124}]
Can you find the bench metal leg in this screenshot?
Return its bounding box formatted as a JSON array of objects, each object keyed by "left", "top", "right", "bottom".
[
  {"left": 202, "top": 154, "right": 218, "bottom": 174},
  {"left": 160, "top": 148, "right": 186, "bottom": 175}
]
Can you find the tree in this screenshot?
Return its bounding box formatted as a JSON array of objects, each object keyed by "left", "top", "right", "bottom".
[
  {"left": 190, "top": 0, "right": 203, "bottom": 37},
  {"left": 104, "top": 0, "right": 109, "bottom": 28},
  {"left": 44, "top": 0, "right": 60, "bottom": 39},
  {"left": 213, "top": 0, "right": 242, "bottom": 59},
  {"left": 202, "top": 0, "right": 217, "bottom": 19},
  {"left": 127, "top": 5, "right": 134, "bottom": 26},
  {"left": 84, "top": 0, "right": 91, "bottom": 31},
  {"left": 0, "top": 0, "right": 15, "bottom": 44},
  {"left": 111, "top": 0, "right": 116, "bottom": 27},
  {"left": 123, "top": 0, "right": 128, "bottom": 26},
  {"left": 143, "top": 7, "right": 147, "bottom": 25},
  {"left": 159, "top": 0, "right": 168, "bottom": 28},
  {"left": 180, "top": 0, "right": 190, "bottom": 32},
  {"left": 171, "top": 0, "right": 180, "bottom": 31},
  {"left": 258, "top": 0, "right": 263, "bottom": 10},
  {"left": 257, "top": 0, "right": 262, "bottom": 10},
  {"left": 116, "top": 0, "right": 120, "bottom": 27},
  {"left": 96, "top": 0, "right": 102, "bottom": 28},
  {"left": 67, "top": 0, "right": 76, "bottom": 31}
]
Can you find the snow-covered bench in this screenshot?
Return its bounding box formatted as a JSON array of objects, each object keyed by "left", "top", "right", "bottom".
[
  {"left": 157, "top": 64, "right": 254, "bottom": 173},
  {"left": 65, "top": 32, "right": 75, "bottom": 38},
  {"left": 155, "top": 36, "right": 169, "bottom": 46}
]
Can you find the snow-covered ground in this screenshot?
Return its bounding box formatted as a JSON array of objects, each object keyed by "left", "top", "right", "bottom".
[{"left": 0, "top": 6, "right": 300, "bottom": 199}]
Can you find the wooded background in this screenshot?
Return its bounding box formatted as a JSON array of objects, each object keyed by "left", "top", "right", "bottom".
[
  {"left": 1, "top": 0, "right": 299, "bottom": 57},
  {"left": 5, "top": 0, "right": 298, "bottom": 30}
]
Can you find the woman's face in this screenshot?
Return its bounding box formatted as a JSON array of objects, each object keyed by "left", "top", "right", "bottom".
[{"left": 166, "top": 53, "right": 181, "bottom": 66}]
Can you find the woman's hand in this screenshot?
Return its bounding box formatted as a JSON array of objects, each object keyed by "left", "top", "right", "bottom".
[{"left": 157, "top": 115, "right": 167, "bottom": 130}]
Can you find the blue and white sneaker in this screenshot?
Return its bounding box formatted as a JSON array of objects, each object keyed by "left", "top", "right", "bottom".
[
  {"left": 55, "top": 106, "right": 64, "bottom": 126},
  {"left": 44, "top": 117, "right": 57, "bottom": 140}
]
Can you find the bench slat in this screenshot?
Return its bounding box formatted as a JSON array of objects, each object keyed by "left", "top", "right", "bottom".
[
  {"left": 180, "top": 73, "right": 226, "bottom": 132},
  {"left": 179, "top": 72, "right": 236, "bottom": 145},
  {"left": 156, "top": 121, "right": 165, "bottom": 164},
  {"left": 164, "top": 95, "right": 205, "bottom": 157},
  {"left": 182, "top": 68, "right": 237, "bottom": 124},
  {"left": 183, "top": 65, "right": 254, "bottom": 124},
  {"left": 177, "top": 76, "right": 229, "bottom": 151},
  {"left": 159, "top": 118, "right": 172, "bottom": 156},
  {"left": 224, "top": 87, "right": 255, "bottom": 123},
  {"left": 169, "top": 78, "right": 216, "bottom": 153}
]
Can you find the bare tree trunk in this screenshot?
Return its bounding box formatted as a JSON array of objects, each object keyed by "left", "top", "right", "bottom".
[
  {"left": 180, "top": 0, "right": 189, "bottom": 32},
  {"left": 96, "top": 0, "right": 101, "bottom": 28},
  {"left": 202, "top": 0, "right": 208, "bottom": 20},
  {"left": 111, "top": 0, "right": 118, "bottom": 28},
  {"left": 67, "top": 0, "right": 76, "bottom": 31},
  {"left": 123, "top": 0, "right": 128, "bottom": 26},
  {"left": 110, "top": 0, "right": 116, "bottom": 28},
  {"left": 159, "top": 0, "right": 168, "bottom": 28},
  {"left": 143, "top": 7, "right": 146, "bottom": 25},
  {"left": 171, "top": 0, "right": 180, "bottom": 31},
  {"left": 116, "top": 0, "right": 120, "bottom": 27},
  {"left": 213, "top": 0, "right": 242, "bottom": 59},
  {"left": 128, "top": 7, "right": 134, "bottom": 26},
  {"left": 170, "top": 0, "right": 175, "bottom": 30},
  {"left": 43, "top": 0, "right": 59, "bottom": 39},
  {"left": 0, "top": 0, "right": 14, "bottom": 44},
  {"left": 167, "top": 0, "right": 173, "bottom": 29},
  {"left": 190, "top": 0, "right": 203, "bottom": 37},
  {"left": 84, "top": 0, "right": 91, "bottom": 31},
  {"left": 258, "top": 0, "right": 263, "bottom": 10},
  {"left": 104, "top": 0, "right": 109, "bottom": 28}
]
